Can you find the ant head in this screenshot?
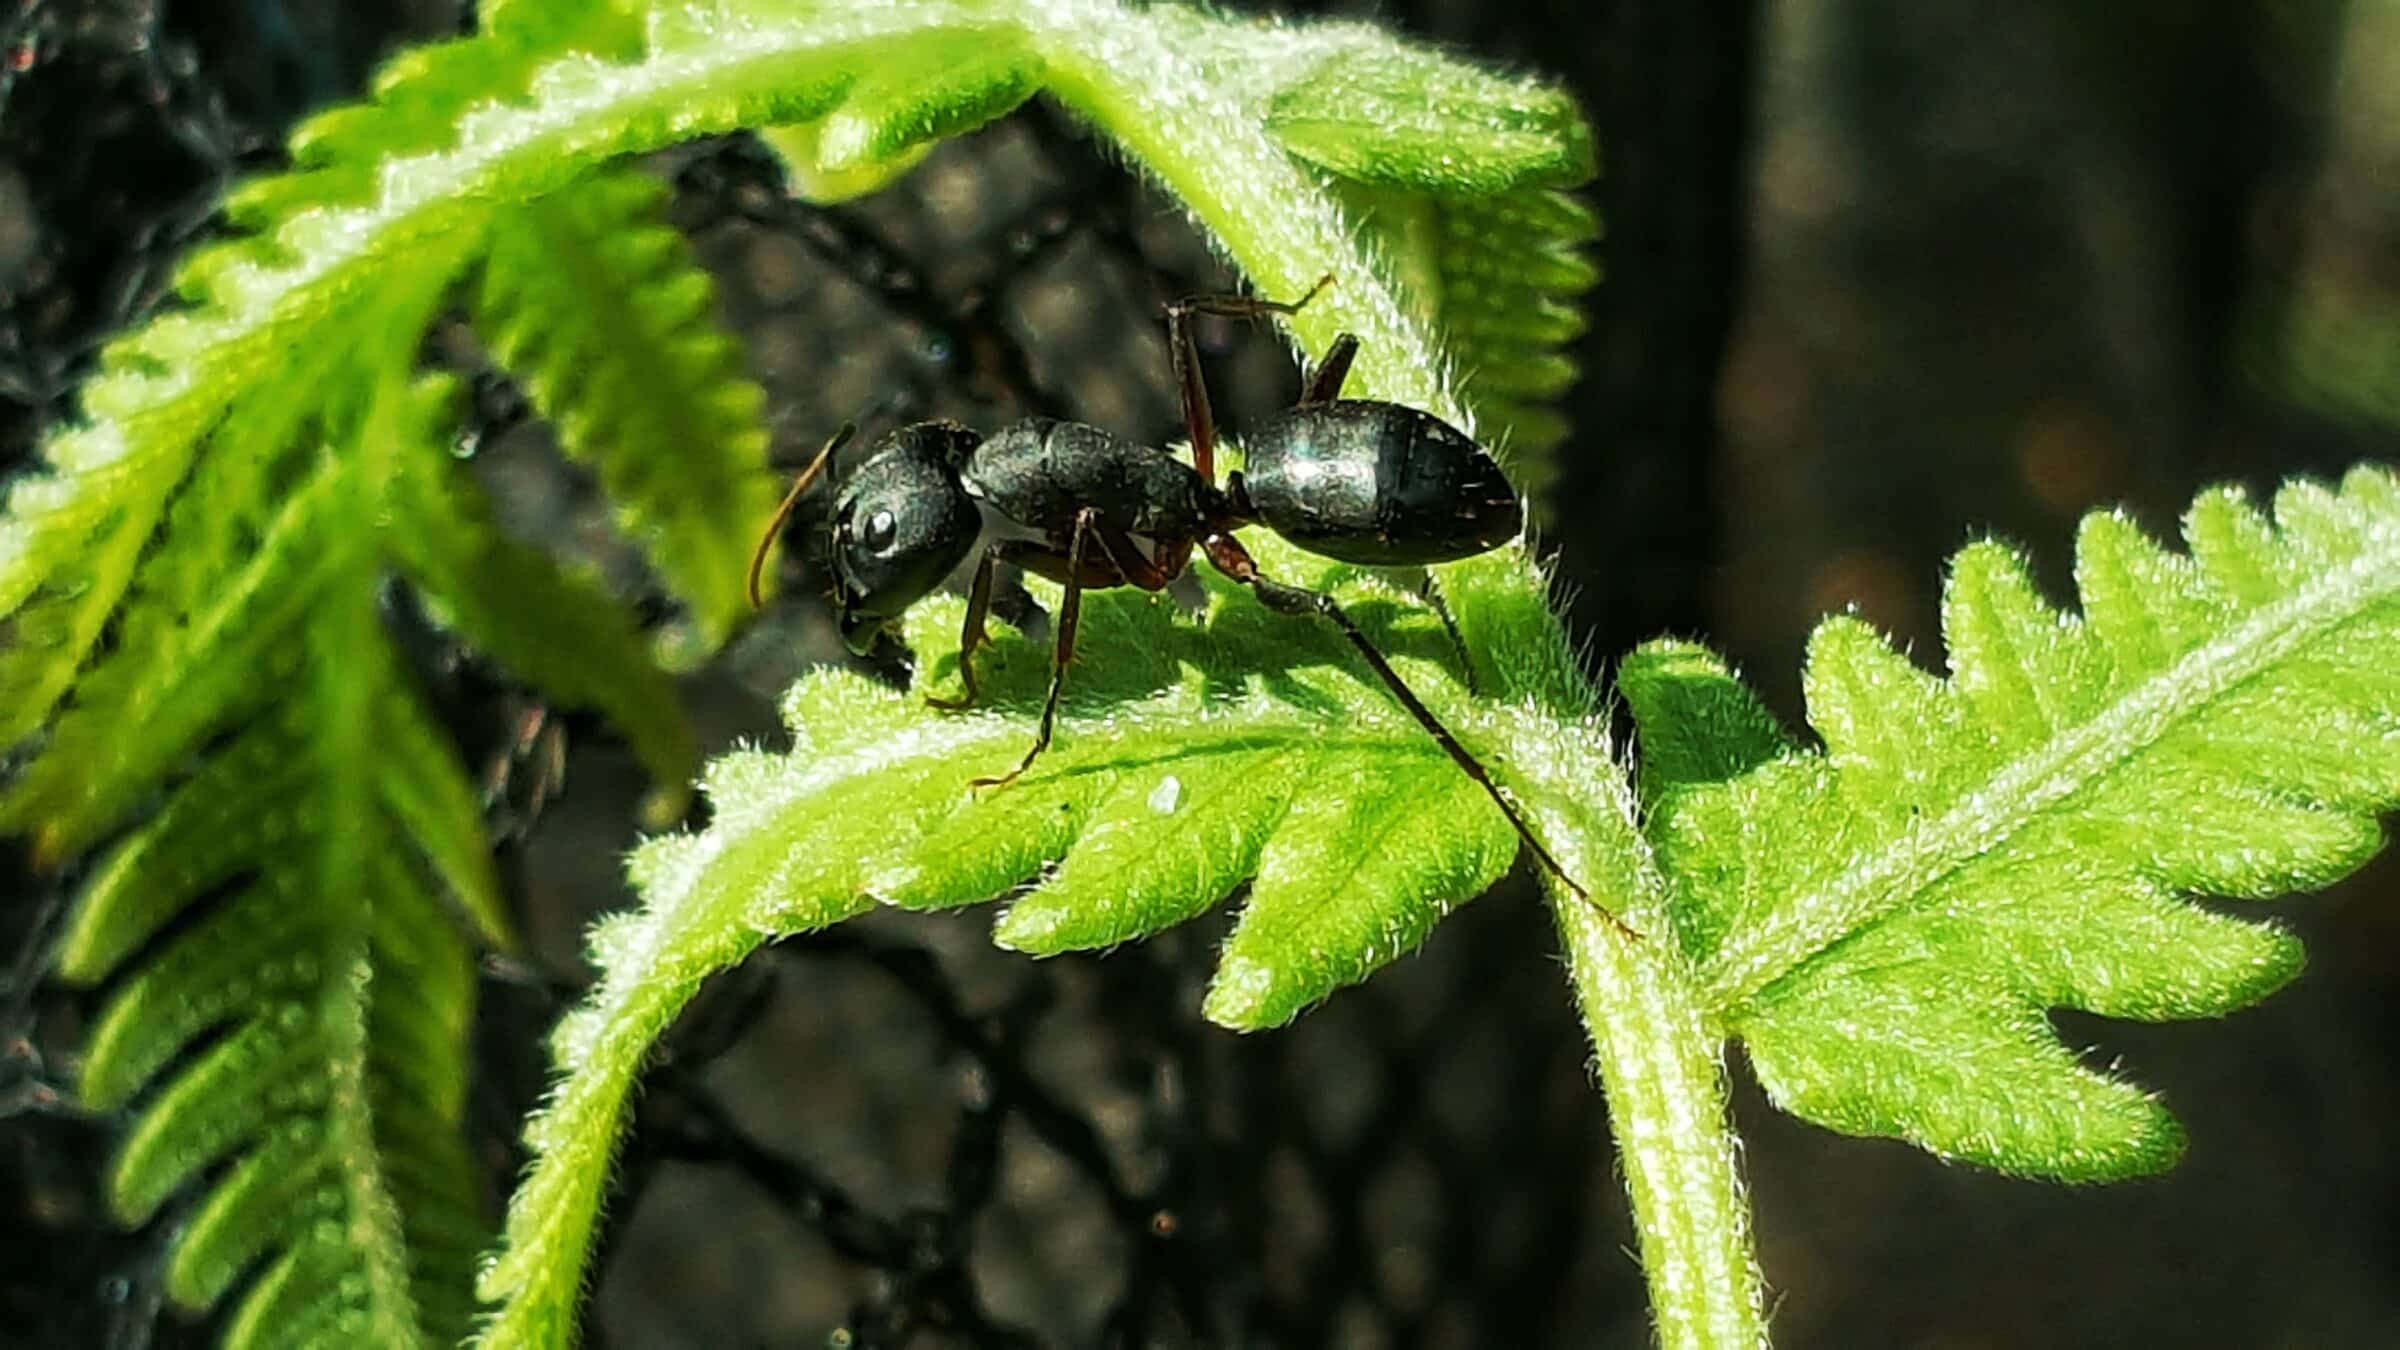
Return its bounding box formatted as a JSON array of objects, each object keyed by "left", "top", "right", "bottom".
[{"left": 829, "top": 422, "right": 983, "bottom": 654}]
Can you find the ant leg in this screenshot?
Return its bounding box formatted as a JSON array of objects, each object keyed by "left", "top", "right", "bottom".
[
  {"left": 1299, "top": 334, "right": 1359, "bottom": 406},
  {"left": 1165, "top": 273, "right": 1336, "bottom": 485},
  {"left": 1170, "top": 272, "right": 1335, "bottom": 324},
  {"left": 972, "top": 508, "right": 1102, "bottom": 790},
  {"left": 933, "top": 538, "right": 1100, "bottom": 713},
  {"left": 1167, "top": 297, "right": 1223, "bottom": 486},
  {"left": 925, "top": 544, "right": 1003, "bottom": 711},
  {"left": 1150, "top": 533, "right": 1196, "bottom": 585},
  {"left": 748, "top": 422, "right": 855, "bottom": 608},
  {"left": 1423, "top": 578, "right": 1482, "bottom": 696},
  {"left": 1094, "top": 526, "right": 1182, "bottom": 591},
  {"left": 1202, "top": 534, "right": 1637, "bottom": 938}
]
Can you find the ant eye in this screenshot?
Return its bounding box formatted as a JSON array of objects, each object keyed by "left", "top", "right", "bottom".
[{"left": 861, "top": 509, "right": 898, "bottom": 551}]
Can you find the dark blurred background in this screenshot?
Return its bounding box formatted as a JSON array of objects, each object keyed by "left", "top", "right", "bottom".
[{"left": 4, "top": 1, "right": 2399, "bottom": 1346}]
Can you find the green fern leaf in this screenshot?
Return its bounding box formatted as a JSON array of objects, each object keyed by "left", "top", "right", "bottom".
[
  {"left": 475, "top": 0, "right": 788, "bottom": 667},
  {"left": 1360, "top": 184, "right": 1596, "bottom": 474},
  {"left": 19, "top": 246, "right": 671, "bottom": 1338},
  {"left": 40, "top": 375, "right": 506, "bottom": 1346},
  {"left": 474, "top": 532, "right": 1631, "bottom": 1343},
  {"left": 866, "top": 569, "right": 1522, "bottom": 1024},
  {"left": 0, "top": 4, "right": 606, "bottom": 758},
  {"left": 1626, "top": 467, "right": 2400, "bottom": 1179},
  {"left": 473, "top": 168, "right": 780, "bottom": 657},
  {"left": 790, "top": 539, "right": 1560, "bottom": 1028},
  {"left": 1254, "top": 24, "right": 1594, "bottom": 191},
  {"left": 0, "top": 390, "right": 351, "bottom": 857},
  {"left": 9, "top": 10, "right": 976, "bottom": 1336},
  {"left": 476, "top": 0, "right": 643, "bottom": 51},
  {"left": 443, "top": 1, "right": 784, "bottom": 663},
  {"left": 462, "top": 9, "right": 1624, "bottom": 1340},
  {"left": 1173, "top": 14, "right": 1599, "bottom": 481},
  {"left": 767, "top": 23, "right": 1042, "bottom": 200},
  {"left": 1613, "top": 640, "right": 1787, "bottom": 806},
  {"left": 1, "top": 0, "right": 917, "bottom": 758}
]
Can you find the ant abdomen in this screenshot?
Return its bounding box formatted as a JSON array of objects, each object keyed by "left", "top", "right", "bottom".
[{"left": 1235, "top": 401, "right": 1523, "bottom": 566}]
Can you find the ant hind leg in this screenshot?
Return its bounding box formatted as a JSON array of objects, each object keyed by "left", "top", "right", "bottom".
[
  {"left": 1165, "top": 273, "right": 1337, "bottom": 484},
  {"left": 1299, "top": 334, "right": 1359, "bottom": 406},
  {"left": 1209, "top": 536, "right": 1637, "bottom": 939},
  {"left": 1421, "top": 577, "right": 1481, "bottom": 696},
  {"left": 1169, "top": 272, "right": 1335, "bottom": 325}
]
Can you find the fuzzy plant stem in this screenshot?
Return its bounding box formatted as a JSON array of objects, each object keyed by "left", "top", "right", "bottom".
[
  {"left": 1557, "top": 894, "right": 1767, "bottom": 1347},
  {"left": 1027, "top": 2, "right": 1771, "bottom": 1343}
]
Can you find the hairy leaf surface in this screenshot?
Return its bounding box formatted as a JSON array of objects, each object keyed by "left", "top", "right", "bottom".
[
  {"left": 1166, "top": 12, "right": 1599, "bottom": 482},
  {"left": 82, "top": 2, "right": 2389, "bottom": 1346},
  {"left": 6, "top": 6, "right": 962, "bottom": 1340},
  {"left": 53, "top": 432, "right": 496, "bottom": 1348},
  {"left": 477, "top": 537, "right": 1629, "bottom": 1345},
  {"left": 26, "top": 354, "right": 692, "bottom": 1345},
  {"left": 1626, "top": 468, "right": 2400, "bottom": 1179},
  {"left": 469, "top": 8, "right": 1620, "bottom": 1341},
  {"left": 11, "top": 1, "right": 1619, "bottom": 1344},
  {"left": 768, "top": 23, "right": 1043, "bottom": 197}
]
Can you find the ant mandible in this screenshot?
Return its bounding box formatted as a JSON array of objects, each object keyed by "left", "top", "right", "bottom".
[{"left": 747, "top": 276, "right": 1634, "bottom": 937}]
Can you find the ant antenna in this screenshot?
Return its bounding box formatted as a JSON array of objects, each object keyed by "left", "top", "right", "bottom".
[{"left": 747, "top": 421, "right": 856, "bottom": 609}]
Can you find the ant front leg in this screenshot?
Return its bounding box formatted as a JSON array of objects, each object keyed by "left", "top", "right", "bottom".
[
  {"left": 972, "top": 508, "right": 1106, "bottom": 790},
  {"left": 1200, "top": 533, "right": 1638, "bottom": 940},
  {"left": 924, "top": 544, "right": 1003, "bottom": 710}
]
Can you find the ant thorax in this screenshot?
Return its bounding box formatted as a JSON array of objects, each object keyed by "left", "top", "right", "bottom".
[
  {"left": 959, "top": 418, "right": 1214, "bottom": 546},
  {"left": 961, "top": 483, "right": 1055, "bottom": 547}
]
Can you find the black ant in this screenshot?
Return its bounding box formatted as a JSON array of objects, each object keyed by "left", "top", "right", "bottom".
[{"left": 748, "top": 277, "right": 1633, "bottom": 936}]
